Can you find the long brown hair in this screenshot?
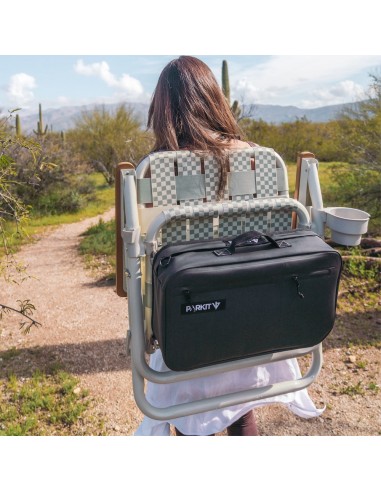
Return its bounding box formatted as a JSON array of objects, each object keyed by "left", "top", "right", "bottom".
[{"left": 147, "top": 56, "right": 243, "bottom": 196}]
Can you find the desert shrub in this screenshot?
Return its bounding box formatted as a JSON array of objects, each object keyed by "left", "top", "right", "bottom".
[
  {"left": 332, "top": 74, "right": 381, "bottom": 233},
  {"left": 34, "top": 188, "right": 84, "bottom": 215},
  {"left": 79, "top": 218, "right": 115, "bottom": 258},
  {"left": 68, "top": 104, "right": 153, "bottom": 185}
]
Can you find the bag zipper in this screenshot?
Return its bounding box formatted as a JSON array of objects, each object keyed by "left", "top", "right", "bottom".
[
  {"left": 154, "top": 230, "right": 317, "bottom": 270},
  {"left": 182, "top": 267, "right": 335, "bottom": 302},
  {"left": 292, "top": 268, "right": 334, "bottom": 299}
]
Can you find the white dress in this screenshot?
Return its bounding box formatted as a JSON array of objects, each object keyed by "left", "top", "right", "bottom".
[{"left": 134, "top": 349, "right": 325, "bottom": 436}]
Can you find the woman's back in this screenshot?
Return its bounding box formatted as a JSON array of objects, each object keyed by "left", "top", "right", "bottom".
[{"left": 135, "top": 56, "right": 323, "bottom": 436}]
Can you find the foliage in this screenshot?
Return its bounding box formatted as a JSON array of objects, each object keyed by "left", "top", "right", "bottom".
[
  {"left": 3, "top": 172, "right": 114, "bottom": 257},
  {"left": 0, "top": 368, "right": 102, "bottom": 436},
  {"left": 79, "top": 218, "right": 116, "bottom": 258},
  {"left": 36, "top": 188, "right": 84, "bottom": 215},
  {"left": 330, "top": 73, "right": 381, "bottom": 231},
  {"left": 341, "top": 246, "right": 379, "bottom": 281},
  {"left": 240, "top": 72, "right": 380, "bottom": 233},
  {"left": 67, "top": 104, "right": 153, "bottom": 185},
  {"left": 0, "top": 111, "right": 41, "bottom": 330},
  {"left": 339, "top": 381, "right": 365, "bottom": 396},
  {"left": 78, "top": 218, "right": 116, "bottom": 280},
  {"left": 325, "top": 164, "right": 380, "bottom": 232},
  {"left": 0, "top": 300, "right": 41, "bottom": 334},
  {"left": 0, "top": 112, "right": 40, "bottom": 229},
  {"left": 240, "top": 117, "right": 339, "bottom": 162},
  {"left": 335, "top": 74, "right": 381, "bottom": 170},
  {"left": 5, "top": 123, "right": 95, "bottom": 217}
]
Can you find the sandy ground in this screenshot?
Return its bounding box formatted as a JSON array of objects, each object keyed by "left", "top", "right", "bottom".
[{"left": 1, "top": 209, "right": 380, "bottom": 436}]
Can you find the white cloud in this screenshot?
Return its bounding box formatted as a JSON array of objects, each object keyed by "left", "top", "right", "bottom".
[
  {"left": 235, "top": 78, "right": 278, "bottom": 104},
  {"left": 300, "top": 80, "right": 365, "bottom": 108},
  {"left": 57, "top": 96, "right": 71, "bottom": 105},
  {"left": 230, "top": 55, "right": 381, "bottom": 107},
  {"left": 74, "top": 59, "right": 144, "bottom": 100},
  {"left": 6, "top": 73, "right": 36, "bottom": 106}
]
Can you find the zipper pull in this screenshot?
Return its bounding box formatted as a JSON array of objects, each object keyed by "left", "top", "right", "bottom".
[{"left": 293, "top": 276, "right": 305, "bottom": 299}]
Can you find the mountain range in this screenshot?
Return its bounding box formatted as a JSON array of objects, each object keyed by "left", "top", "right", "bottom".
[{"left": 8, "top": 100, "right": 356, "bottom": 133}]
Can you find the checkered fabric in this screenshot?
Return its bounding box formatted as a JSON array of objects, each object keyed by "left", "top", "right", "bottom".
[
  {"left": 244, "top": 212, "right": 269, "bottom": 233},
  {"left": 270, "top": 210, "right": 293, "bottom": 232},
  {"left": 229, "top": 149, "right": 254, "bottom": 172},
  {"left": 229, "top": 149, "right": 254, "bottom": 201},
  {"left": 193, "top": 203, "right": 218, "bottom": 219},
  {"left": 148, "top": 149, "right": 300, "bottom": 246},
  {"left": 161, "top": 220, "right": 187, "bottom": 244},
  {"left": 189, "top": 217, "right": 215, "bottom": 240},
  {"left": 216, "top": 200, "right": 244, "bottom": 237},
  {"left": 176, "top": 151, "right": 202, "bottom": 176},
  {"left": 191, "top": 203, "right": 216, "bottom": 239},
  {"left": 271, "top": 197, "right": 298, "bottom": 211},
  {"left": 176, "top": 151, "right": 204, "bottom": 206},
  {"left": 204, "top": 155, "right": 229, "bottom": 201},
  {"left": 163, "top": 205, "right": 197, "bottom": 221},
  {"left": 149, "top": 152, "right": 177, "bottom": 207},
  {"left": 254, "top": 148, "right": 278, "bottom": 198},
  {"left": 218, "top": 215, "right": 244, "bottom": 237}
]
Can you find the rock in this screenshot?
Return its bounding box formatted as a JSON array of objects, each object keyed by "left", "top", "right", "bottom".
[{"left": 348, "top": 356, "right": 357, "bottom": 364}]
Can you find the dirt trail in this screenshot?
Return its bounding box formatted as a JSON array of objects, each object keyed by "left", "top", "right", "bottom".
[
  {"left": 1, "top": 209, "right": 141, "bottom": 434},
  {"left": 1, "top": 210, "right": 380, "bottom": 435}
]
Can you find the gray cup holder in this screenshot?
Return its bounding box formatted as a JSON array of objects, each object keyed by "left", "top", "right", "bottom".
[{"left": 325, "top": 207, "right": 370, "bottom": 246}]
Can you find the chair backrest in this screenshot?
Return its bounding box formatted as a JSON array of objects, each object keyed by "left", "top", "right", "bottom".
[
  {"left": 135, "top": 147, "right": 292, "bottom": 244},
  {"left": 116, "top": 147, "right": 297, "bottom": 297}
]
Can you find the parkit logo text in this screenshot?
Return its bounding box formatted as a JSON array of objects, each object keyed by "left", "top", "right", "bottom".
[{"left": 181, "top": 299, "right": 226, "bottom": 315}]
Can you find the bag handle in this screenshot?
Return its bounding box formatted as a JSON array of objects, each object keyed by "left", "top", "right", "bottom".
[{"left": 228, "top": 230, "right": 281, "bottom": 254}]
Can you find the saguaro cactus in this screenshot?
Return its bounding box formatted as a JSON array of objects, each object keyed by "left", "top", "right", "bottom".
[
  {"left": 231, "top": 99, "right": 241, "bottom": 120},
  {"left": 33, "top": 103, "right": 48, "bottom": 136},
  {"left": 221, "top": 60, "right": 241, "bottom": 120},
  {"left": 15, "top": 114, "right": 22, "bottom": 136},
  {"left": 222, "top": 60, "right": 231, "bottom": 104}
]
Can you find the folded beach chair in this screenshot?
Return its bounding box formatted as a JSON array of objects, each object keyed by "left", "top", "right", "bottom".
[{"left": 115, "top": 148, "right": 368, "bottom": 420}]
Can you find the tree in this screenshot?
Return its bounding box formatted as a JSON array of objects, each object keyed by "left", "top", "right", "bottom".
[
  {"left": 336, "top": 73, "right": 381, "bottom": 170},
  {"left": 0, "top": 110, "right": 41, "bottom": 332},
  {"left": 68, "top": 104, "right": 153, "bottom": 185},
  {"left": 332, "top": 72, "right": 381, "bottom": 231}
]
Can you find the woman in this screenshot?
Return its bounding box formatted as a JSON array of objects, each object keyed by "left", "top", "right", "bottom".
[{"left": 134, "top": 56, "right": 324, "bottom": 436}]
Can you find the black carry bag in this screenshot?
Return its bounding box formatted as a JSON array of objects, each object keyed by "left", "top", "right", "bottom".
[{"left": 152, "top": 229, "right": 342, "bottom": 371}]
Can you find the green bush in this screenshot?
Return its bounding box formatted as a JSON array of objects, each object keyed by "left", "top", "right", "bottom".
[
  {"left": 34, "top": 187, "right": 85, "bottom": 215},
  {"left": 79, "top": 218, "right": 115, "bottom": 258},
  {"left": 26, "top": 175, "right": 96, "bottom": 217}
]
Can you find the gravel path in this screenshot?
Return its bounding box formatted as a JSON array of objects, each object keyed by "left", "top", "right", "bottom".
[
  {"left": 1, "top": 210, "right": 380, "bottom": 436},
  {"left": 1, "top": 209, "right": 141, "bottom": 435}
]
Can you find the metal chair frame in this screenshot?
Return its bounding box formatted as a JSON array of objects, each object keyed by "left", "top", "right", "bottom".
[{"left": 118, "top": 148, "right": 329, "bottom": 420}]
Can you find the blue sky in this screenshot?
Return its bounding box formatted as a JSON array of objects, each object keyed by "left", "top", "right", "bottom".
[
  {"left": 1, "top": 55, "right": 381, "bottom": 115},
  {"left": 2, "top": 2, "right": 380, "bottom": 116}
]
